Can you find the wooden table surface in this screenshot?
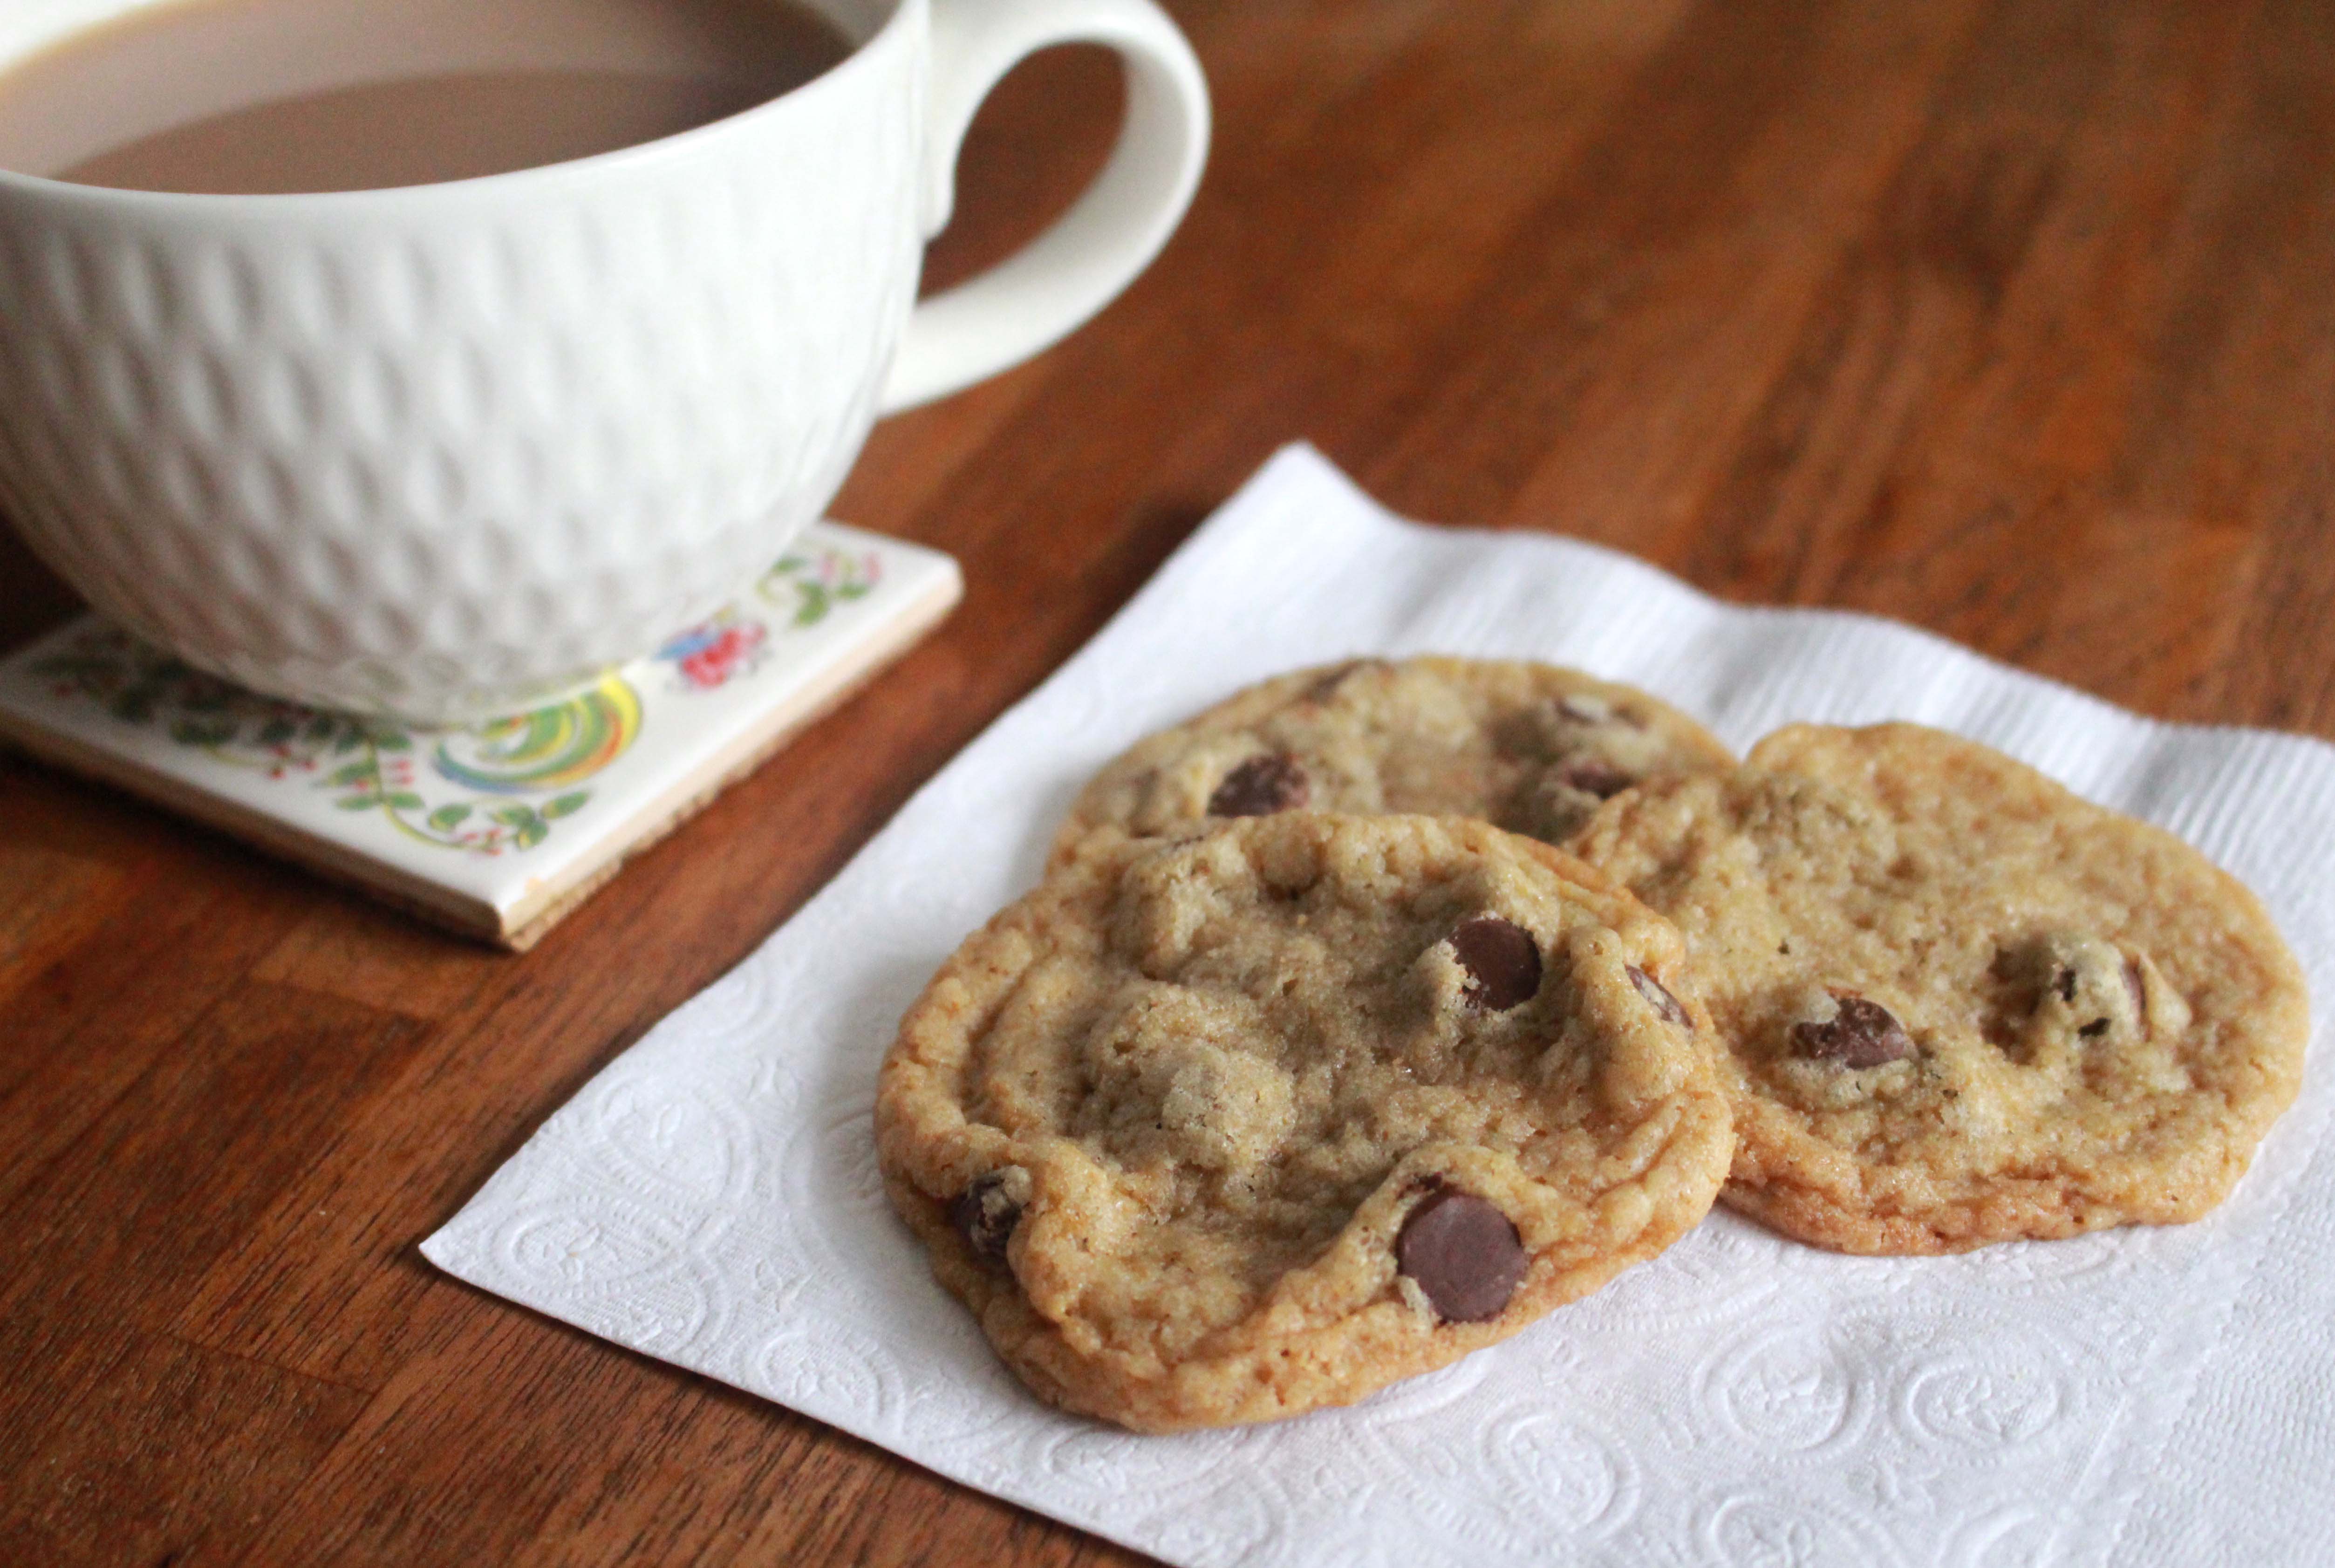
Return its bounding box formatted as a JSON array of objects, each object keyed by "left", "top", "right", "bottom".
[{"left": 6, "top": 0, "right": 2333, "bottom": 1562}]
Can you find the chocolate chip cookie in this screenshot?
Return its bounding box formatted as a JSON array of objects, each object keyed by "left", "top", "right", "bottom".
[
  {"left": 1051, "top": 657, "right": 1735, "bottom": 865},
  {"left": 876, "top": 812, "right": 1733, "bottom": 1431},
  {"left": 1572, "top": 722, "right": 2309, "bottom": 1255}
]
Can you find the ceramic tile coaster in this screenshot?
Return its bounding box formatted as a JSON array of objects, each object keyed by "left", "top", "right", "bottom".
[{"left": 0, "top": 522, "right": 961, "bottom": 949}]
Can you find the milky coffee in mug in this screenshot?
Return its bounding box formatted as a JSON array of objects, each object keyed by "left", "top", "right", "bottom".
[
  {"left": 0, "top": 0, "right": 855, "bottom": 194},
  {"left": 0, "top": 0, "right": 1209, "bottom": 723}
]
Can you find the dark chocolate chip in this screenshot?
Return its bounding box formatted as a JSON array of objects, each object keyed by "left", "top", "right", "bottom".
[
  {"left": 2054, "top": 967, "right": 2078, "bottom": 1003},
  {"left": 2078, "top": 1018, "right": 2110, "bottom": 1039},
  {"left": 1208, "top": 753, "right": 1310, "bottom": 818},
  {"left": 1793, "top": 994, "right": 1915, "bottom": 1068},
  {"left": 1398, "top": 1188, "right": 1528, "bottom": 1323},
  {"left": 1451, "top": 917, "right": 1542, "bottom": 1011},
  {"left": 1554, "top": 757, "right": 1636, "bottom": 799},
  {"left": 948, "top": 1173, "right": 1022, "bottom": 1265},
  {"left": 1627, "top": 965, "right": 1689, "bottom": 1027}
]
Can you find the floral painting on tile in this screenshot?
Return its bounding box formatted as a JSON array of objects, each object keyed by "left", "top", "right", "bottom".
[
  {"left": 657, "top": 612, "right": 770, "bottom": 693},
  {"left": 31, "top": 543, "right": 887, "bottom": 857}
]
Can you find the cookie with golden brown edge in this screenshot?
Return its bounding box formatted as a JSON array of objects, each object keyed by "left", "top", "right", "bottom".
[
  {"left": 876, "top": 812, "right": 1732, "bottom": 1432},
  {"left": 1571, "top": 722, "right": 2309, "bottom": 1255},
  {"left": 1049, "top": 656, "right": 1735, "bottom": 866}
]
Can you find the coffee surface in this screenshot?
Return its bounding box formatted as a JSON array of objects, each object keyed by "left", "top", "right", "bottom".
[{"left": 0, "top": 0, "right": 855, "bottom": 194}]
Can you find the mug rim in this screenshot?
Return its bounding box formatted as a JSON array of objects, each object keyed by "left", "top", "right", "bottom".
[{"left": 0, "top": 0, "right": 921, "bottom": 209}]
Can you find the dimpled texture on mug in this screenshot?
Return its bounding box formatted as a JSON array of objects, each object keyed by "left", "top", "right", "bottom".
[{"left": 0, "top": 40, "right": 922, "bottom": 721}]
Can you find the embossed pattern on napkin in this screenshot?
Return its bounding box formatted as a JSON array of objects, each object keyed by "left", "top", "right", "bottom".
[{"left": 425, "top": 445, "right": 2331, "bottom": 1568}]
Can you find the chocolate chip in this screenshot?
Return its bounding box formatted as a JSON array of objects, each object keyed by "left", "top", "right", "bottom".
[
  {"left": 1208, "top": 753, "right": 1310, "bottom": 818},
  {"left": 1793, "top": 994, "right": 1915, "bottom": 1068},
  {"left": 1398, "top": 1188, "right": 1528, "bottom": 1323},
  {"left": 1451, "top": 917, "right": 1542, "bottom": 1011},
  {"left": 2054, "top": 967, "right": 2079, "bottom": 1003},
  {"left": 1554, "top": 757, "right": 1635, "bottom": 799},
  {"left": 2078, "top": 1018, "right": 2110, "bottom": 1039},
  {"left": 1627, "top": 965, "right": 1689, "bottom": 1027},
  {"left": 948, "top": 1172, "right": 1022, "bottom": 1264}
]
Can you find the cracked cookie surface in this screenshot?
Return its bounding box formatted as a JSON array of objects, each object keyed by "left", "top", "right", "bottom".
[
  {"left": 1051, "top": 657, "right": 1735, "bottom": 865},
  {"left": 876, "top": 812, "right": 1732, "bottom": 1431},
  {"left": 1572, "top": 722, "right": 2308, "bottom": 1254}
]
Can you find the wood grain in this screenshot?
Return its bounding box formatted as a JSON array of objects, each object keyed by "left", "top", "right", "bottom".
[{"left": 6, "top": 3, "right": 2335, "bottom": 1562}]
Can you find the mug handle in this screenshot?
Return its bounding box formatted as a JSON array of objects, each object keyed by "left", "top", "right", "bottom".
[{"left": 877, "top": 0, "right": 1211, "bottom": 413}]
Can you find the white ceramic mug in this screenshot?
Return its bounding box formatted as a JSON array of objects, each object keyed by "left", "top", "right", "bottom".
[{"left": 0, "top": 0, "right": 1208, "bottom": 722}]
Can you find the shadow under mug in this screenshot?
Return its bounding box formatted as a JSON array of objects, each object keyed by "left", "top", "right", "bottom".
[{"left": 0, "top": 0, "right": 1209, "bottom": 723}]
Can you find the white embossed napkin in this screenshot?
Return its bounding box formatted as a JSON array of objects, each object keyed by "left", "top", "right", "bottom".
[{"left": 424, "top": 444, "right": 2333, "bottom": 1568}]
